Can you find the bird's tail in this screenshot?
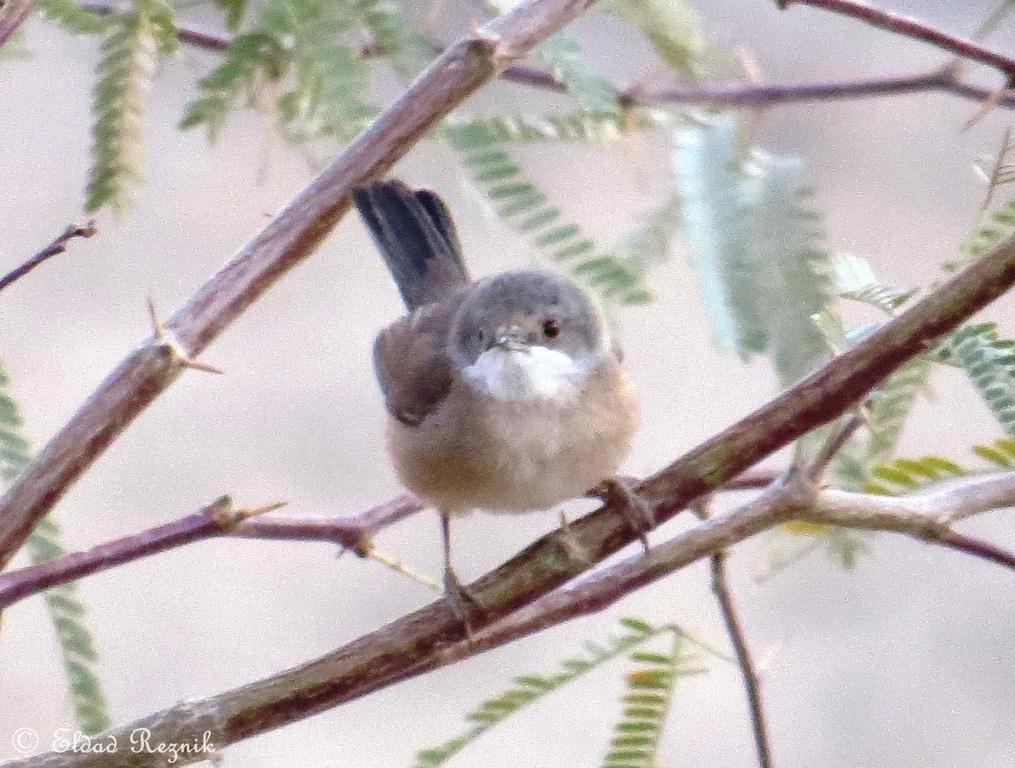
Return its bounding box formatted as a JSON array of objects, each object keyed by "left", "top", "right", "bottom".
[{"left": 352, "top": 179, "right": 470, "bottom": 311}]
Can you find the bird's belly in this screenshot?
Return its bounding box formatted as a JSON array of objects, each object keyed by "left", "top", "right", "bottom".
[{"left": 387, "top": 369, "right": 637, "bottom": 514}]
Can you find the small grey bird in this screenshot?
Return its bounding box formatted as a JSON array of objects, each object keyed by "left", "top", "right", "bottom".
[{"left": 353, "top": 179, "right": 641, "bottom": 618}]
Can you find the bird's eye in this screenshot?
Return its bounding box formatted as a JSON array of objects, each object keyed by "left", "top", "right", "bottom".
[
  {"left": 542, "top": 318, "right": 561, "bottom": 339},
  {"left": 476, "top": 328, "right": 486, "bottom": 344}
]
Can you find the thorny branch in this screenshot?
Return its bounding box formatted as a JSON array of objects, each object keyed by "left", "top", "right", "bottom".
[
  {"left": 7, "top": 463, "right": 1014, "bottom": 768},
  {"left": 7, "top": 82, "right": 1015, "bottom": 768},
  {"left": 0, "top": 495, "right": 423, "bottom": 611},
  {"left": 0, "top": 0, "right": 603, "bottom": 569}
]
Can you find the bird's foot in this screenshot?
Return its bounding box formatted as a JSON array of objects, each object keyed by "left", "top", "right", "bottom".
[
  {"left": 589, "top": 477, "right": 654, "bottom": 553},
  {"left": 444, "top": 567, "right": 484, "bottom": 638}
]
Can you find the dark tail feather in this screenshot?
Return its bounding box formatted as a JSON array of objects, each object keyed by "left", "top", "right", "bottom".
[{"left": 352, "top": 179, "right": 470, "bottom": 310}]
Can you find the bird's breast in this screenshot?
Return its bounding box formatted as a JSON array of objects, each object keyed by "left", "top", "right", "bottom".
[{"left": 387, "top": 355, "right": 637, "bottom": 514}]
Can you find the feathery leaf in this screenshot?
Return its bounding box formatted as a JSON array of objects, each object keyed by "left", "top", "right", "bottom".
[
  {"left": 39, "top": 0, "right": 107, "bottom": 35},
  {"left": 214, "top": 0, "right": 247, "bottom": 31},
  {"left": 741, "top": 151, "right": 832, "bottom": 385},
  {"left": 182, "top": 0, "right": 381, "bottom": 143},
  {"left": 443, "top": 110, "right": 670, "bottom": 144},
  {"left": 946, "top": 322, "right": 1015, "bottom": 437},
  {"left": 444, "top": 120, "right": 655, "bottom": 304},
  {"left": 601, "top": 631, "right": 701, "bottom": 768},
  {"left": 673, "top": 114, "right": 760, "bottom": 353},
  {"left": 535, "top": 33, "right": 617, "bottom": 114},
  {"left": 86, "top": 0, "right": 177, "bottom": 213},
  {"left": 673, "top": 116, "right": 833, "bottom": 382},
  {"left": 0, "top": 362, "right": 111, "bottom": 735},
  {"left": 413, "top": 619, "right": 667, "bottom": 767}
]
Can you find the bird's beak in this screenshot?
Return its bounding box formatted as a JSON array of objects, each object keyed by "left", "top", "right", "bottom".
[{"left": 492, "top": 326, "right": 528, "bottom": 352}]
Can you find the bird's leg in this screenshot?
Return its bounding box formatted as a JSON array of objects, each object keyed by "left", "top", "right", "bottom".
[
  {"left": 556, "top": 510, "right": 591, "bottom": 564},
  {"left": 589, "top": 477, "right": 654, "bottom": 553},
  {"left": 440, "top": 510, "right": 484, "bottom": 634}
]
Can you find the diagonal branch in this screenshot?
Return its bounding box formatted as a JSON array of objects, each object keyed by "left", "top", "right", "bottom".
[
  {"left": 777, "top": 0, "right": 1015, "bottom": 81},
  {"left": 0, "top": 220, "right": 97, "bottom": 294},
  {"left": 6, "top": 192, "right": 1015, "bottom": 768},
  {"left": 9, "top": 462, "right": 1014, "bottom": 768},
  {"left": 0, "top": 0, "right": 603, "bottom": 569},
  {"left": 9, "top": 227, "right": 1015, "bottom": 764}
]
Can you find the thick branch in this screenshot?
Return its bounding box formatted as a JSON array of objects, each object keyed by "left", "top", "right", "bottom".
[
  {"left": 13, "top": 462, "right": 1012, "bottom": 768},
  {"left": 778, "top": 0, "right": 1015, "bottom": 80},
  {"left": 0, "top": 220, "right": 97, "bottom": 293},
  {"left": 0, "top": 495, "right": 422, "bottom": 611},
  {"left": 0, "top": 0, "right": 601, "bottom": 569},
  {"left": 12, "top": 223, "right": 1015, "bottom": 765}
]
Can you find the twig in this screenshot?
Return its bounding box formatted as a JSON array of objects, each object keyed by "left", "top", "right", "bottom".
[
  {"left": 12, "top": 464, "right": 1013, "bottom": 768},
  {"left": 0, "top": 494, "right": 423, "bottom": 611},
  {"left": 72, "top": 1, "right": 1015, "bottom": 112},
  {"left": 0, "top": 0, "right": 602, "bottom": 569},
  {"left": 0, "top": 220, "right": 97, "bottom": 294},
  {"left": 778, "top": 0, "right": 1015, "bottom": 81},
  {"left": 710, "top": 549, "right": 773, "bottom": 768},
  {"left": 938, "top": 530, "right": 1015, "bottom": 569},
  {"left": 808, "top": 414, "right": 864, "bottom": 479},
  {"left": 694, "top": 497, "right": 773, "bottom": 768}
]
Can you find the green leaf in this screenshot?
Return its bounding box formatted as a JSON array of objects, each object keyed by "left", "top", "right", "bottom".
[
  {"left": 355, "top": 0, "right": 431, "bottom": 78},
  {"left": 413, "top": 619, "right": 668, "bottom": 767},
  {"left": 86, "top": 0, "right": 178, "bottom": 213},
  {"left": 443, "top": 110, "right": 670, "bottom": 144},
  {"left": 443, "top": 120, "right": 655, "bottom": 305},
  {"left": 1, "top": 362, "right": 111, "bottom": 735},
  {"left": 831, "top": 252, "right": 916, "bottom": 314},
  {"left": 182, "top": 0, "right": 378, "bottom": 143},
  {"left": 180, "top": 32, "right": 287, "bottom": 138},
  {"left": 740, "top": 151, "right": 832, "bottom": 385},
  {"left": 39, "top": 0, "right": 107, "bottom": 35},
  {"left": 948, "top": 322, "right": 1015, "bottom": 436},
  {"left": 673, "top": 116, "right": 833, "bottom": 381},
  {"left": 535, "top": 33, "right": 617, "bottom": 114},
  {"left": 673, "top": 115, "right": 760, "bottom": 354},
  {"left": 601, "top": 631, "right": 698, "bottom": 768}
]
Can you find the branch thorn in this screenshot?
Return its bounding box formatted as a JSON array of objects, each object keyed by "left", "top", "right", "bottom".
[{"left": 147, "top": 296, "right": 224, "bottom": 374}]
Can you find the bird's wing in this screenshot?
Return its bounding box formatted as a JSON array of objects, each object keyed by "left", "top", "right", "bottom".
[{"left": 372, "top": 292, "right": 466, "bottom": 426}]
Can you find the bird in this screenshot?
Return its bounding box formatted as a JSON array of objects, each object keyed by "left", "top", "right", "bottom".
[{"left": 352, "top": 179, "right": 644, "bottom": 623}]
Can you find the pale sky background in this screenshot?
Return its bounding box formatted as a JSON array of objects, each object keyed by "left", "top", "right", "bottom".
[{"left": 1, "top": 1, "right": 1013, "bottom": 767}]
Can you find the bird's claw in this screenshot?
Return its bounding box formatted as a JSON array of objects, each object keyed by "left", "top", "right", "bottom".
[{"left": 591, "top": 477, "right": 654, "bottom": 553}]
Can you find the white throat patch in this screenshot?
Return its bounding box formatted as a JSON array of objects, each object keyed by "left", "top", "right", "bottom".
[{"left": 462, "top": 346, "right": 589, "bottom": 402}]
